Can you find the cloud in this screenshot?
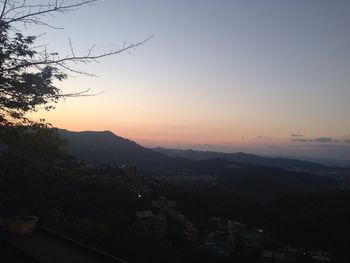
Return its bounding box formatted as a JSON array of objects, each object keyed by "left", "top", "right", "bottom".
[
  {"left": 291, "top": 134, "right": 303, "bottom": 137},
  {"left": 299, "top": 144, "right": 350, "bottom": 149},
  {"left": 292, "top": 138, "right": 309, "bottom": 142},
  {"left": 291, "top": 137, "right": 338, "bottom": 143},
  {"left": 313, "top": 137, "right": 337, "bottom": 143}
]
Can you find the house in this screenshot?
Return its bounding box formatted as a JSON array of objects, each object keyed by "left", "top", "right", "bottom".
[
  {"left": 135, "top": 210, "right": 154, "bottom": 230},
  {"left": 310, "top": 250, "right": 331, "bottom": 263}
]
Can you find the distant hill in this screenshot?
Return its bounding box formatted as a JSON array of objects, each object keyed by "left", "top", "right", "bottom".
[
  {"left": 217, "top": 165, "right": 338, "bottom": 199},
  {"left": 151, "top": 147, "right": 346, "bottom": 174},
  {"left": 59, "top": 130, "right": 170, "bottom": 167},
  {"left": 57, "top": 129, "right": 340, "bottom": 197},
  {"left": 58, "top": 129, "right": 348, "bottom": 176}
]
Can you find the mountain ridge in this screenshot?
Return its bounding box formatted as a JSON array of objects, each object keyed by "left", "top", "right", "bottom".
[
  {"left": 57, "top": 129, "right": 342, "bottom": 195},
  {"left": 151, "top": 147, "right": 347, "bottom": 173},
  {"left": 58, "top": 129, "right": 348, "bottom": 175},
  {"left": 58, "top": 129, "right": 170, "bottom": 167}
]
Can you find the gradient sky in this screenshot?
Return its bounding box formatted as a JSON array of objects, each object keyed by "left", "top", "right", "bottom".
[{"left": 29, "top": 0, "right": 350, "bottom": 159}]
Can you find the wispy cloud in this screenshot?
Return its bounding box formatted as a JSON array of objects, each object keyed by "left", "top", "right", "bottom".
[
  {"left": 313, "top": 137, "right": 338, "bottom": 143},
  {"left": 292, "top": 138, "right": 309, "bottom": 142},
  {"left": 291, "top": 134, "right": 303, "bottom": 137},
  {"left": 291, "top": 137, "right": 338, "bottom": 143},
  {"left": 293, "top": 143, "right": 350, "bottom": 149}
]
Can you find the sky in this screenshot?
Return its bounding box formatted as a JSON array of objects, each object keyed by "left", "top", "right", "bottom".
[{"left": 28, "top": 0, "right": 350, "bottom": 160}]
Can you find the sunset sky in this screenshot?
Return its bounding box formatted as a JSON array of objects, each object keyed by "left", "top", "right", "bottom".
[{"left": 30, "top": 0, "right": 350, "bottom": 160}]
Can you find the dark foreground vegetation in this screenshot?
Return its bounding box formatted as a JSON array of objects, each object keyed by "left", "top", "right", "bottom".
[
  {"left": 1, "top": 128, "right": 350, "bottom": 262},
  {"left": 2, "top": 0, "right": 348, "bottom": 261}
]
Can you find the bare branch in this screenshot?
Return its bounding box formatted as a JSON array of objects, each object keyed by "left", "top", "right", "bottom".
[
  {"left": 0, "top": 0, "right": 153, "bottom": 126},
  {"left": 4, "top": 35, "right": 154, "bottom": 72},
  {"left": 0, "top": 0, "right": 8, "bottom": 18},
  {"left": 2, "top": 0, "right": 96, "bottom": 25}
]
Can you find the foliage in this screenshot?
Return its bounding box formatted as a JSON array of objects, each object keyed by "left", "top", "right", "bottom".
[
  {"left": 0, "top": 0, "right": 152, "bottom": 169},
  {"left": 1, "top": 121, "right": 67, "bottom": 163},
  {"left": 0, "top": 23, "right": 65, "bottom": 125},
  {"left": 264, "top": 191, "right": 350, "bottom": 262},
  {"left": 0, "top": 0, "right": 151, "bottom": 126},
  {"left": 0, "top": 1, "right": 86, "bottom": 125}
]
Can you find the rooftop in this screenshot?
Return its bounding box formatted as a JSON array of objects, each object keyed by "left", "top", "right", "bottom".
[{"left": 0, "top": 226, "right": 127, "bottom": 263}]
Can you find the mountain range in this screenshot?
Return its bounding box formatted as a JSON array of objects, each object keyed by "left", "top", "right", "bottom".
[
  {"left": 59, "top": 129, "right": 347, "bottom": 173},
  {"left": 58, "top": 129, "right": 347, "bottom": 196},
  {"left": 151, "top": 147, "right": 345, "bottom": 174},
  {"left": 59, "top": 129, "right": 170, "bottom": 167}
]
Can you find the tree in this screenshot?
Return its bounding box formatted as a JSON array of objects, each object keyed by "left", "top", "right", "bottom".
[{"left": 0, "top": 0, "right": 151, "bottom": 127}]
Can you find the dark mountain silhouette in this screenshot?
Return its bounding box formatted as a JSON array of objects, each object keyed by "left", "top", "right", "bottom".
[
  {"left": 59, "top": 129, "right": 170, "bottom": 167},
  {"left": 57, "top": 129, "right": 339, "bottom": 196},
  {"left": 58, "top": 129, "right": 348, "bottom": 175},
  {"left": 151, "top": 147, "right": 347, "bottom": 174},
  {"left": 217, "top": 165, "right": 338, "bottom": 198}
]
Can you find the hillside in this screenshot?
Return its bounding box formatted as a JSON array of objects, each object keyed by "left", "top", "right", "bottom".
[
  {"left": 59, "top": 129, "right": 346, "bottom": 175},
  {"left": 57, "top": 129, "right": 340, "bottom": 197},
  {"left": 59, "top": 129, "right": 170, "bottom": 167},
  {"left": 152, "top": 147, "right": 347, "bottom": 174}
]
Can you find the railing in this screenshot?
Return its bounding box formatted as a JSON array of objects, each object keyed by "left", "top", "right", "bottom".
[
  {"left": 37, "top": 226, "right": 128, "bottom": 263},
  {"left": 0, "top": 225, "right": 128, "bottom": 263}
]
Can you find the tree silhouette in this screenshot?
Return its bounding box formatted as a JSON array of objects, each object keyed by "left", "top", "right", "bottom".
[{"left": 0, "top": 0, "right": 151, "bottom": 127}]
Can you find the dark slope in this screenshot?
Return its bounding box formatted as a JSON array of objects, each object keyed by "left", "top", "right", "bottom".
[
  {"left": 156, "top": 157, "right": 338, "bottom": 196},
  {"left": 57, "top": 130, "right": 339, "bottom": 196},
  {"left": 59, "top": 130, "right": 343, "bottom": 174},
  {"left": 59, "top": 130, "right": 170, "bottom": 167},
  {"left": 264, "top": 191, "right": 350, "bottom": 262},
  {"left": 217, "top": 165, "right": 338, "bottom": 198},
  {"left": 151, "top": 147, "right": 346, "bottom": 173}
]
